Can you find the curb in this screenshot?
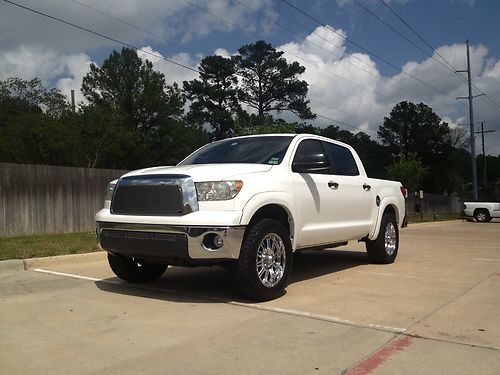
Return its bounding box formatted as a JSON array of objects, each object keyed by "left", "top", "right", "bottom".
[
  {"left": 0, "top": 259, "right": 25, "bottom": 272},
  {"left": 0, "top": 251, "right": 107, "bottom": 272}
]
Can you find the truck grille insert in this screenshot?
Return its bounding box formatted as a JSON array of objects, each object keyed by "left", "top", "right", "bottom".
[{"left": 111, "top": 174, "right": 197, "bottom": 216}]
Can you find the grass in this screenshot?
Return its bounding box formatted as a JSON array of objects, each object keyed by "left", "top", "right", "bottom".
[
  {"left": 407, "top": 212, "right": 462, "bottom": 224},
  {"left": 0, "top": 232, "right": 100, "bottom": 261}
]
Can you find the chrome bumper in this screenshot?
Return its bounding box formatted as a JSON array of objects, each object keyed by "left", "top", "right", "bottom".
[{"left": 96, "top": 221, "right": 245, "bottom": 262}]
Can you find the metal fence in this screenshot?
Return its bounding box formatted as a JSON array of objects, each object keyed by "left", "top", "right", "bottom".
[{"left": 0, "top": 163, "right": 127, "bottom": 237}]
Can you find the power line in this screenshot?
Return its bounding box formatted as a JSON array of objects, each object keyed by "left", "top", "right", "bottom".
[
  {"left": 69, "top": 0, "right": 184, "bottom": 48},
  {"left": 352, "top": 0, "right": 463, "bottom": 78},
  {"left": 1, "top": 0, "right": 199, "bottom": 74},
  {"left": 252, "top": 0, "right": 436, "bottom": 106},
  {"left": 378, "top": 0, "right": 457, "bottom": 73},
  {"left": 278, "top": 0, "right": 456, "bottom": 100},
  {"left": 1, "top": 0, "right": 377, "bottom": 136}
]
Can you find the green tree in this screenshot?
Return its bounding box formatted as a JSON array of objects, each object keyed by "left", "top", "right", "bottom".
[
  {"left": 0, "top": 77, "right": 79, "bottom": 166},
  {"left": 184, "top": 55, "right": 241, "bottom": 140},
  {"left": 233, "top": 40, "right": 315, "bottom": 121},
  {"left": 387, "top": 153, "right": 428, "bottom": 192},
  {"left": 234, "top": 113, "right": 296, "bottom": 135},
  {"left": 378, "top": 101, "right": 456, "bottom": 193},
  {"left": 81, "top": 48, "right": 183, "bottom": 133},
  {"left": 0, "top": 77, "right": 68, "bottom": 123},
  {"left": 81, "top": 48, "right": 192, "bottom": 168}
]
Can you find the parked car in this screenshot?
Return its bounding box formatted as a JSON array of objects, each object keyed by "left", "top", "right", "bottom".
[
  {"left": 96, "top": 134, "right": 407, "bottom": 300},
  {"left": 463, "top": 201, "right": 500, "bottom": 222}
]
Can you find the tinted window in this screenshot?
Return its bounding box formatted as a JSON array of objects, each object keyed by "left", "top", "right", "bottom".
[
  {"left": 293, "top": 139, "right": 330, "bottom": 174},
  {"left": 323, "top": 142, "right": 359, "bottom": 176},
  {"left": 179, "top": 136, "right": 293, "bottom": 165}
]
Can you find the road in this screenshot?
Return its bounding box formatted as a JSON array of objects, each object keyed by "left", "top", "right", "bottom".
[{"left": 1, "top": 220, "right": 500, "bottom": 374}]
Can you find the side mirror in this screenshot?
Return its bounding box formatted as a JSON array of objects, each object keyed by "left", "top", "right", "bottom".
[{"left": 292, "top": 153, "right": 330, "bottom": 174}]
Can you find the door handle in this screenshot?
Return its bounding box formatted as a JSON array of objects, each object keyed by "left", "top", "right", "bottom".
[
  {"left": 328, "top": 181, "right": 339, "bottom": 190},
  {"left": 363, "top": 183, "right": 371, "bottom": 191}
]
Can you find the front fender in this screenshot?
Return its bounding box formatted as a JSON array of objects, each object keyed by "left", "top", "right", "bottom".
[{"left": 240, "top": 191, "right": 297, "bottom": 249}]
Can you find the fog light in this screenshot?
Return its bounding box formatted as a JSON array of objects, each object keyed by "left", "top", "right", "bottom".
[
  {"left": 213, "top": 234, "right": 224, "bottom": 249},
  {"left": 202, "top": 233, "right": 224, "bottom": 251}
]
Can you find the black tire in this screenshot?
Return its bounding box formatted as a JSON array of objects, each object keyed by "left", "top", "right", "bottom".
[
  {"left": 474, "top": 209, "right": 491, "bottom": 223},
  {"left": 366, "top": 213, "right": 398, "bottom": 264},
  {"left": 108, "top": 253, "right": 167, "bottom": 283},
  {"left": 234, "top": 218, "right": 292, "bottom": 301}
]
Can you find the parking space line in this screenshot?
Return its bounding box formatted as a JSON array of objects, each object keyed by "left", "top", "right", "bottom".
[
  {"left": 356, "top": 270, "right": 425, "bottom": 280},
  {"left": 33, "top": 268, "right": 102, "bottom": 282},
  {"left": 31, "top": 268, "right": 407, "bottom": 334},
  {"left": 472, "top": 258, "right": 500, "bottom": 262}
]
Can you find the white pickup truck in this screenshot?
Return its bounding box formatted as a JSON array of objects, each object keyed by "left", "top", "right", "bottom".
[
  {"left": 96, "top": 134, "right": 407, "bottom": 301},
  {"left": 463, "top": 201, "right": 500, "bottom": 222}
]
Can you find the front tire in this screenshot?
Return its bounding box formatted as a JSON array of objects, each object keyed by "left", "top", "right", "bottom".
[
  {"left": 474, "top": 209, "right": 491, "bottom": 223},
  {"left": 108, "top": 253, "right": 167, "bottom": 283},
  {"left": 366, "top": 213, "right": 399, "bottom": 264},
  {"left": 234, "top": 219, "right": 292, "bottom": 301}
]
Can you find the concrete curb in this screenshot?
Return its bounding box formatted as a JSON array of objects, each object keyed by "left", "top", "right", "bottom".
[
  {"left": 0, "top": 251, "right": 107, "bottom": 273},
  {"left": 0, "top": 259, "right": 25, "bottom": 272},
  {"left": 23, "top": 251, "right": 107, "bottom": 270}
]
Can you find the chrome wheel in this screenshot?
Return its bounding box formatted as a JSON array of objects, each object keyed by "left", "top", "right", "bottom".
[
  {"left": 384, "top": 222, "right": 397, "bottom": 256},
  {"left": 476, "top": 212, "right": 487, "bottom": 222},
  {"left": 256, "top": 233, "right": 286, "bottom": 288}
]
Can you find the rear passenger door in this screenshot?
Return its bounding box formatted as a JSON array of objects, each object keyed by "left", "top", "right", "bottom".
[{"left": 322, "top": 141, "right": 374, "bottom": 239}]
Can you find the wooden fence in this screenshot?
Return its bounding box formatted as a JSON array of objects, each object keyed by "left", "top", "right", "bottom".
[{"left": 0, "top": 163, "right": 127, "bottom": 237}]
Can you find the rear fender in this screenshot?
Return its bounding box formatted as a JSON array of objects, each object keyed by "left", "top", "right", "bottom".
[{"left": 368, "top": 198, "right": 402, "bottom": 240}]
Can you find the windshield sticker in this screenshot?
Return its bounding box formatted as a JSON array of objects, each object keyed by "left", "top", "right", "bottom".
[{"left": 268, "top": 158, "right": 280, "bottom": 165}]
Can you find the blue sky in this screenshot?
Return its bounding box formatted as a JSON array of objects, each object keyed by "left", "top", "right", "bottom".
[{"left": 1, "top": 0, "right": 499, "bottom": 155}]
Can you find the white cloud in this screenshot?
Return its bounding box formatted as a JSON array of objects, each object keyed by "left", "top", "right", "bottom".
[
  {"left": 0, "top": 45, "right": 93, "bottom": 104},
  {"left": 0, "top": 0, "right": 276, "bottom": 53},
  {"left": 274, "top": 27, "right": 500, "bottom": 155},
  {"left": 137, "top": 46, "right": 199, "bottom": 86}
]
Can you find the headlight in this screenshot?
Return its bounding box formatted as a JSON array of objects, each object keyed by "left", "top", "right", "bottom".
[
  {"left": 195, "top": 181, "right": 243, "bottom": 201},
  {"left": 104, "top": 182, "right": 116, "bottom": 208}
]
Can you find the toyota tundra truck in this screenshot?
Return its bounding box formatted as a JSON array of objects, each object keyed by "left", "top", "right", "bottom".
[{"left": 96, "top": 133, "right": 407, "bottom": 301}]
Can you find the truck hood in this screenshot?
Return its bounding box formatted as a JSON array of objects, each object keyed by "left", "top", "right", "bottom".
[{"left": 121, "top": 163, "right": 273, "bottom": 182}]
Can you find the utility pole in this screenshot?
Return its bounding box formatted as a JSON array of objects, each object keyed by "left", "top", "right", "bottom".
[
  {"left": 70, "top": 89, "right": 76, "bottom": 113},
  {"left": 456, "top": 40, "right": 484, "bottom": 201},
  {"left": 475, "top": 122, "right": 496, "bottom": 191}
]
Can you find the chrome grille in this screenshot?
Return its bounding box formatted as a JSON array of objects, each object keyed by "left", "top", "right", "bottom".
[{"left": 111, "top": 175, "right": 198, "bottom": 216}]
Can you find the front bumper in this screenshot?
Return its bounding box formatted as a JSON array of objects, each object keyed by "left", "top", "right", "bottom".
[{"left": 96, "top": 222, "right": 245, "bottom": 264}]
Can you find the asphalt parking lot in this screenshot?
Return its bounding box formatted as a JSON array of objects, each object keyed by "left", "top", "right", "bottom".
[{"left": 1, "top": 220, "right": 500, "bottom": 374}]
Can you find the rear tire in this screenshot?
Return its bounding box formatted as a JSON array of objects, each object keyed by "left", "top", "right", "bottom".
[
  {"left": 234, "top": 218, "right": 292, "bottom": 301},
  {"left": 366, "top": 213, "right": 398, "bottom": 264},
  {"left": 108, "top": 253, "right": 167, "bottom": 283},
  {"left": 474, "top": 209, "right": 491, "bottom": 223}
]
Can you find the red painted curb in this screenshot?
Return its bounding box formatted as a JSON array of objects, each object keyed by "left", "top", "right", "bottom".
[{"left": 346, "top": 335, "right": 414, "bottom": 375}]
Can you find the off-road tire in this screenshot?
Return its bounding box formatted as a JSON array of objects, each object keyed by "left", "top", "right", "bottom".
[
  {"left": 108, "top": 253, "right": 167, "bottom": 283},
  {"left": 234, "top": 219, "right": 292, "bottom": 301},
  {"left": 366, "top": 213, "right": 398, "bottom": 264}
]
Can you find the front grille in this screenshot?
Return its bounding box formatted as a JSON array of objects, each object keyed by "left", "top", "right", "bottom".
[{"left": 111, "top": 174, "right": 197, "bottom": 216}]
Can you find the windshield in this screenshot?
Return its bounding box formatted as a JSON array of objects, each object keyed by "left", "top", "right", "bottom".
[{"left": 179, "top": 136, "right": 294, "bottom": 165}]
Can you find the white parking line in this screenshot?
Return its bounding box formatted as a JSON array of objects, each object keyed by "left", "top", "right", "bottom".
[
  {"left": 31, "top": 268, "right": 407, "bottom": 334},
  {"left": 356, "top": 270, "right": 425, "bottom": 280},
  {"left": 33, "top": 268, "right": 101, "bottom": 281},
  {"left": 472, "top": 258, "right": 500, "bottom": 262}
]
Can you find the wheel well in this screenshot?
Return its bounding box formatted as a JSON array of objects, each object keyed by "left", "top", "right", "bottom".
[
  {"left": 247, "top": 204, "right": 292, "bottom": 235},
  {"left": 384, "top": 205, "right": 397, "bottom": 222}
]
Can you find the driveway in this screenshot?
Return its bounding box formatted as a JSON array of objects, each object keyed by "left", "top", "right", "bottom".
[{"left": 1, "top": 220, "right": 500, "bottom": 374}]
